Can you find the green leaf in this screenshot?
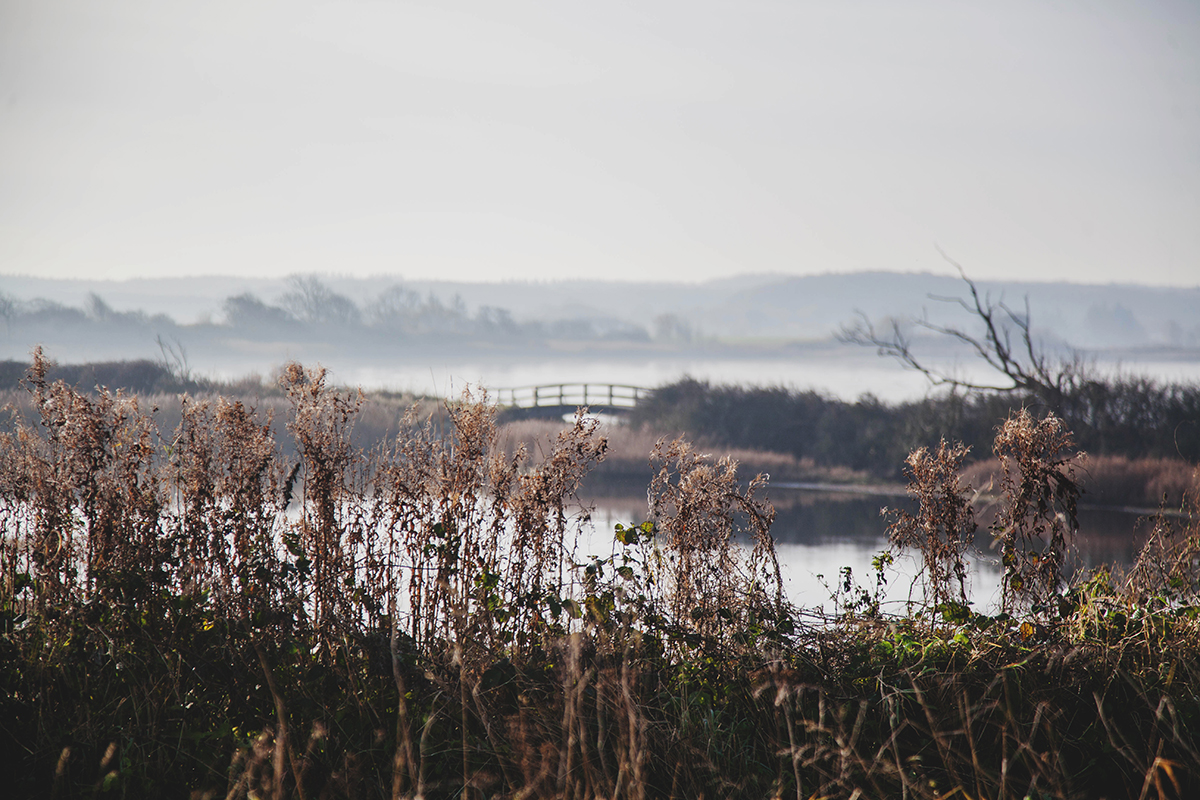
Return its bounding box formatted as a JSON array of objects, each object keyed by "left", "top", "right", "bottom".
[{"left": 936, "top": 602, "right": 972, "bottom": 625}]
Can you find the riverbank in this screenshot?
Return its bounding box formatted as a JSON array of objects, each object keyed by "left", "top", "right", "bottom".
[{"left": 504, "top": 417, "right": 1197, "bottom": 513}]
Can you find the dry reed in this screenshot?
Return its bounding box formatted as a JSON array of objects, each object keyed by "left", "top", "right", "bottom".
[{"left": 1, "top": 352, "right": 1198, "bottom": 798}]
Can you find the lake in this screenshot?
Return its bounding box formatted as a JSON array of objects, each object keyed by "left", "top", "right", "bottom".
[
  {"left": 583, "top": 489, "right": 1157, "bottom": 615},
  {"left": 329, "top": 346, "right": 1200, "bottom": 405}
]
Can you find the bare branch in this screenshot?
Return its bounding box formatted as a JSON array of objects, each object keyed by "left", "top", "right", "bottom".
[{"left": 839, "top": 255, "right": 1086, "bottom": 408}]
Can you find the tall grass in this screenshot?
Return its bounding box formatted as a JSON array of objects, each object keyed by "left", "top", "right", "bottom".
[{"left": 2, "top": 350, "right": 1198, "bottom": 798}]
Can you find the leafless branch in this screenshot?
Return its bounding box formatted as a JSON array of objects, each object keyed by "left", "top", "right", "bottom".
[{"left": 838, "top": 253, "right": 1087, "bottom": 408}]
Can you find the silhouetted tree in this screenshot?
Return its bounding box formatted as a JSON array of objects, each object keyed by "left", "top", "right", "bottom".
[
  {"left": 223, "top": 292, "right": 295, "bottom": 329},
  {"left": 840, "top": 254, "right": 1088, "bottom": 413},
  {"left": 279, "top": 276, "right": 361, "bottom": 326}
]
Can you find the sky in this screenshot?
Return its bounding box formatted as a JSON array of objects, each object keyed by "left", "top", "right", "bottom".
[{"left": 1, "top": 0, "right": 1198, "bottom": 286}]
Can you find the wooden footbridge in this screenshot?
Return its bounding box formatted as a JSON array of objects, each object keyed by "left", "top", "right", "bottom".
[{"left": 491, "top": 383, "right": 651, "bottom": 414}]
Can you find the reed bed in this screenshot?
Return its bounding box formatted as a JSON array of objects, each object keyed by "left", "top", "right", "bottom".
[
  {"left": 964, "top": 454, "right": 1199, "bottom": 511},
  {"left": 1, "top": 350, "right": 1198, "bottom": 799},
  {"left": 498, "top": 418, "right": 870, "bottom": 489}
]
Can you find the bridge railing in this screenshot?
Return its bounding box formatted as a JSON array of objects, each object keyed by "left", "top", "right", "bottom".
[{"left": 492, "top": 383, "right": 651, "bottom": 410}]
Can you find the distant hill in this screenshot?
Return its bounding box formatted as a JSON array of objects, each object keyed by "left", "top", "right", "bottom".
[
  {"left": 4, "top": 271, "right": 1198, "bottom": 350},
  {"left": 684, "top": 273, "right": 1200, "bottom": 348}
]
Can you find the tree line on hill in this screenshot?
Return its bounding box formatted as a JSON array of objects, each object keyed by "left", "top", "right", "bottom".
[{"left": 1, "top": 275, "right": 659, "bottom": 346}]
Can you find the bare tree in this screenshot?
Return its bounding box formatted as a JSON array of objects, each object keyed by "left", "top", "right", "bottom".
[
  {"left": 0, "top": 292, "right": 15, "bottom": 334},
  {"left": 839, "top": 252, "right": 1089, "bottom": 411},
  {"left": 280, "top": 275, "right": 361, "bottom": 327}
]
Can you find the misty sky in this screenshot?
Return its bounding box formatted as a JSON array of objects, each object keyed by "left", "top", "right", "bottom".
[{"left": 1, "top": 0, "right": 1197, "bottom": 286}]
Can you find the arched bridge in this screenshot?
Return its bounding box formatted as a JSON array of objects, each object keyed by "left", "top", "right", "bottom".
[{"left": 492, "top": 383, "right": 651, "bottom": 414}]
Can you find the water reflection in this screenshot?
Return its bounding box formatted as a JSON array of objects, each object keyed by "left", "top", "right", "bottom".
[{"left": 583, "top": 489, "right": 1155, "bottom": 613}]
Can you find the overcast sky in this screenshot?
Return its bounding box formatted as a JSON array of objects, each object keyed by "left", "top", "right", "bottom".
[{"left": 1, "top": 0, "right": 1197, "bottom": 286}]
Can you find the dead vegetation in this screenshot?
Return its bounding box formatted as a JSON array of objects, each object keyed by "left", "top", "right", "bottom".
[
  {"left": 498, "top": 417, "right": 871, "bottom": 489},
  {"left": 964, "top": 453, "right": 1198, "bottom": 510},
  {"left": 1, "top": 349, "right": 1198, "bottom": 798}
]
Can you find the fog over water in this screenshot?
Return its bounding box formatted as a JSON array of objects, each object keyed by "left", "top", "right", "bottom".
[
  {"left": 340, "top": 353, "right": 1200, "bottom": 405},
  {"left": 5, "top": 272, "right": 1200, "bottom": 405},
  {"left": 336, "top": 353, "right": 949, "bottom": 403}
]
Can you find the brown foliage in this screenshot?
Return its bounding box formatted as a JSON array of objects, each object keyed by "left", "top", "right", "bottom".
[
  {"left": 885, "top": 439, "right": 977, "bottom": 610},
  {"left": 964, "top": 453, "right": 1198, "bottom": 510},
  {"left": 992, "top": 410, "right": 1081, "bottom": 614},
  {"left": 647, "top": 437, "right": 783, "bottom": 645}
]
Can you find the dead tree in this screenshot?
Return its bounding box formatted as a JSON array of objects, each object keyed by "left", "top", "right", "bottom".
[{"left": 838, "top": 252, "right": 1089, "bottom": 413}]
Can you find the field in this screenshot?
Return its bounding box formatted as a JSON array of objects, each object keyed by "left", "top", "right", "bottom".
[{"left": 2, "top": 352, "right": 1198, "bottom": 798}]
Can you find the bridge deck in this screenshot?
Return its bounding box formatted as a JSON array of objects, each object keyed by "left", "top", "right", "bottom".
[{"left": 492, "top": 383, "right": 650, "bottom": 410}]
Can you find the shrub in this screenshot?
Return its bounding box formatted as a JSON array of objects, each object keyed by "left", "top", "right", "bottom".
[
  {"left": 991, "top": 410, "right": 1082, "bottom": 616},
  {"left": 885, "top": 439, "right": 976, "bottom": 612}
]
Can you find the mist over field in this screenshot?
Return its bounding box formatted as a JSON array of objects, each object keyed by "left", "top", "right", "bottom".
[{"left": 4, "top": 271, "right": 1200, "bottom": 400}]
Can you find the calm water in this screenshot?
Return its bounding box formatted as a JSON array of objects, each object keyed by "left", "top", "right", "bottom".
[
  {"left": 339, "top": 350, "right": 1200, "bottom": 405},
  {"left": 343, "top": 351, "right": 939, "bottom": 404},
  {"left": 583, "top": 490, "right": 1156, "bottom": 614}
]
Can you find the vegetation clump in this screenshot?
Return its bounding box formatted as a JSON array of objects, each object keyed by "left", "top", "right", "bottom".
[
  {"left": 1, "top": 350, "right": 1198, "bottom": 798},
  {"left": 628, "top": 376, "right": 1200, "bottom": 505}
]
